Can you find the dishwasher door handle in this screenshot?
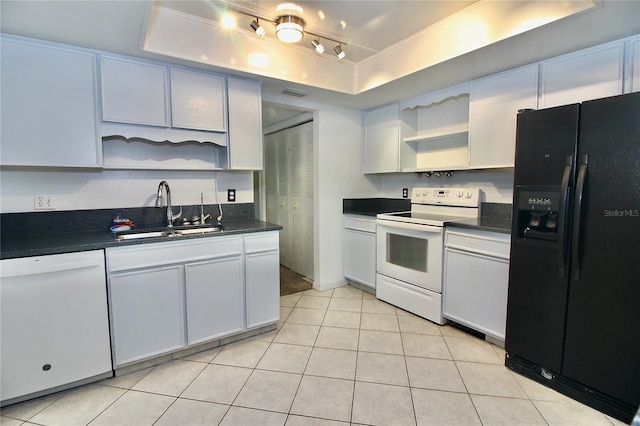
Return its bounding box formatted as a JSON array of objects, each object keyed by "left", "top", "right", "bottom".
[
  {"left": 0, "top": 259, "right": 102, "bottom": 278},
  {"left": 445, "top": 245, "right": 509, "bottom": 261}
]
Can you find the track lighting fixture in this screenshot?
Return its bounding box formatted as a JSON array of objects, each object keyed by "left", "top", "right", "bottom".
[
  {"left": 220, "top": 4, "right": 347, "bottom": 59},
  {"left": 312, "top": 39, "right": 324, "bottom": 54},
  {"left": 250, "top": 19, "right": 265, "bottom": 37}
]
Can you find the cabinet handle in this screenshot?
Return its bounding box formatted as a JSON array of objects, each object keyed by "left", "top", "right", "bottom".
[{"left": 280, "top": 202, "right": 286, "bottom": 207}]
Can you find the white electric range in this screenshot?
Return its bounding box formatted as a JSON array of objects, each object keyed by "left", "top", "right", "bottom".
[{"left": 376, "top": 187, "right": 481, "bottom": 324}]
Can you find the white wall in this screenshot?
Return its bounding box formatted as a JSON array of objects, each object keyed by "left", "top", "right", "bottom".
[{"left": 0, "top": 169, "right": 253, "bottom": 213}]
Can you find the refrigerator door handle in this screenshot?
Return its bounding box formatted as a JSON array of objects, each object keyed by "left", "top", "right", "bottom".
[
  {"left": 557, "top": 155, "right": 573, "bottom": 278},
  {"left": 571, "top": 154, "right": 589, "bottom": 281}
]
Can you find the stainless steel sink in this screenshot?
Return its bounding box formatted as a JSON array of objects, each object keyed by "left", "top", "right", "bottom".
[{"left": 114, "top": 226, "right": 221, "bottom": 241}]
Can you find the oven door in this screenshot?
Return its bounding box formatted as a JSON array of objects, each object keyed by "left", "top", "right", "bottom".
[{"left": 376, "top": 219, "right": 444, "bottom": 293}]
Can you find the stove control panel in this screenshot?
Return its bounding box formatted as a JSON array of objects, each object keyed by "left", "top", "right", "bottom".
[{"left": 412, "top": 187, "right": 481, "bottom": 207}]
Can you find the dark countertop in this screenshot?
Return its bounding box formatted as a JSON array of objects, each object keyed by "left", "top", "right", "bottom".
[
  {"left": 446, "top": 217, "right": 512, "bottom": 234},
  {"left": 343, "top": 198, "right": 410, "bottom": 217},
  {"left": 0, "top": 219, "right": 282, "bottom": 260}
]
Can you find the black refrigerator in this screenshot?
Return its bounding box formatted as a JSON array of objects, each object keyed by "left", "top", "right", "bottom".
[{"left": 505, "top": 91, "right": 640, "bottom": 423}]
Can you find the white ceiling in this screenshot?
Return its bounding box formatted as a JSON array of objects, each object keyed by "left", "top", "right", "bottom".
[{"left": 2, "top": 1, "right": 640, "bottom": 127}]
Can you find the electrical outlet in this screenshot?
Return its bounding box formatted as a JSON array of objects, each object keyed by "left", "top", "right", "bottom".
[
  {"left": 402, "top": 188, "right": 409, "bottom": 198},
  {"left": 34, "top": 194, "right": 55, "bottom": 210},
  {"left": 227, "top": 189, "right": 236, "bottom": 202}
]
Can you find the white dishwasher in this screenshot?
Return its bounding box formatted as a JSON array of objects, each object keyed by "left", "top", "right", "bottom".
[
  {"left": 443, "top": 228, "right": 510, "bottom": 341},
  {"left": 0, "top": 250, "right": 113, "bottom": 405}
]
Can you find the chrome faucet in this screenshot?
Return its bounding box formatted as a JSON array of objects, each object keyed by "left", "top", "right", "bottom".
[{"left": 155, "top": 180, "right": 182, "bottom": 227}]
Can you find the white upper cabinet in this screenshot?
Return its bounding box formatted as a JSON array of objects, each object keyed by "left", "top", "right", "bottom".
[
  {"left": 364, "top": 104, "right": 400, "bottom": 174},
  {"left": 630, "top": 36, "right": 640, "bottom": 93},
  {"left": 101, "top": 57, "right": 169, "bottom": 127},
  {"left": 228, "top": 78, "right": 263, "bottom": 170},
  {"left": 539, "top": 40, "right": 625, "bottom": 108},
  {"left": 0, "top": 36, "right": 101, "bottom": 167},
  {"left": 171, "top": 69, "right": 226, "bottom": 132},
  {"left": 399, "top": 84, "right": 470, "bottom": 172},
  {"left": 469, "top": 64, "right": 538, "bottom": 169}
]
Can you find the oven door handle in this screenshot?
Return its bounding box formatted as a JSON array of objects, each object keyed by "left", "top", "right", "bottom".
[{"left": 376, "top": 219, "right": 443, "bottom": 234}]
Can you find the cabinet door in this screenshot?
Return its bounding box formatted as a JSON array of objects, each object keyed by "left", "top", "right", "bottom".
[
  {"left": 364, "top": 104, "right": 400, "bottom": 173},
  {"left": 171, "top": 69, "right": 226, "bottom": 132},
  {"left": 109, "top": 265, "right": 185, "bottom": 366},
  {"left": 631, "top": 37, "right": 640, "bottom": 93},
  {"left": 246, "top": 251, "right": 280, "bottom": 329},
  {"left": 0, "top": 37, "right": 101, "bottom": 167},
  {"left": 185, "top": 256, "right": 244, "bottom": 345},
  {"left": 101, "top": 56, "right": 169, "bottom": 126},
  {"left": 469, "top": 65, "right": 538, "bottom": 169},
  {"left": 228, "top": 78, "right": 263, "bottom": 169},
  {"left": 539, "top": 42, "right": 624, "bottom": 108},
  {"left": 344, "top": 228, "right": 376, "bottom": 288},
  {"left": 444, "top": 248, "right": 509, "bottom": 340},
  {"left": 0, "top": 251, "right": 111, "bottom": 401}
]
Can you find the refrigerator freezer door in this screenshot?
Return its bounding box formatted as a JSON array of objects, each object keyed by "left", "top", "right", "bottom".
[
  {"left": 562, "top": 92, "right": 640, "bottom": 406},
  {"left": 506, "top": 105, "right": 580, "bottom": 372}
]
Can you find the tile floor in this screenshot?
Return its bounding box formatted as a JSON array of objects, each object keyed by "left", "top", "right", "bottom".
[{"left": 1, "top": 285, "right": 628, "bottom": 426}]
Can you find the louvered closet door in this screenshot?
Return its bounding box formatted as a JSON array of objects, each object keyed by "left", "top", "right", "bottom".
[
  {"left": 265, "top": 132, "right": 291, "bottom": 268},
  {"left": 289, "top": 121, "right": 314, "bottom": 279}
]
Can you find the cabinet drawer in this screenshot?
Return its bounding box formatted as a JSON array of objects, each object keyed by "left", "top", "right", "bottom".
[
  {"left": 344, "top": 216, "right": 376, "bottom": 233},
  {"left": 244, "top": 231, "right": 279, "bottom": 254},
  {"left": 445, "top": 229, "right": 510, "bottom": 259},
  {"left": 106, "top": 236, "right": 242, "bottom": 272}
]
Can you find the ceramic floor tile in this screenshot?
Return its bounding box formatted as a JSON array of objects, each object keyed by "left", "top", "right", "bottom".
[
  {"left": 445, "top": 336, "right": 503, "bottom": 364},
  {"left": 356, "top": 352, "right": 408, "bottom": 386},
  {"left": 456, "top": 361, "right": 528, "bottom": 399},
  {"left": 295, "top": 295, "right": 331, "bottom": 310},
  {"left": 286, "top": 307, "right": 326, "bottom": 325},
  {"left": 314, "top": 326, "right": 360, "bottom": 351},
  {"left": 0, "top": 416, "right": 22, "bottom": 426},
  {"left": 181, "top": 364, "right": 252, "bottom": 405},
  {"left": 280, "top": 293, "right": 303, "bottom": 308},
  {"left": 511, "top": 371, "right": 573, "bottom": 402},
  {"left": 351, "top": 382, "right": 415, "bottom": 426},
  {"left": 332, "top": 285, "right": 364, "bottom": 300},
  {"left": 179, "top": 346, "right": 222, "bottom": 363},
  {"left": 471, "top": 394, "right": 547, "bottom": 425},
  {"left": 302, "top": 288, "right": 334, "bottom": 298},
  {"left": 212, "top": 339, "right": 270, "bottom": 368},
  {"left": 402, "top": 333, "right": 452, "bottom": 359},
  {"left": 533, "top": 399, "right": 615, "bottom": 426},
  {"left": 411, "top": 388, "right": 481, "bottom": 426},
  {"left": 89, "top": 390, "right": 175, "bottom": 426},
  {"left": 362, "top": 290, "right": 378, "bottom": 300},
  {"left": 360, "top": 312, "right": 400, "bottom": 332},
  {"left": 154, "top": 398, "right": 229, "bottom": 426},
  {"left": 405, "top": 356, "right": 466, "bottom": 392},
  {"left": 358, "top": 329, "right": 404, "bottom": 355},
  {"left": 304, "top": 347, "right": 357, "bottom": 380},
  {"left": 99, "top": 367, "right": 152, "bottom": 390},
  {"left": 233, "top": 369, "right": 302, "bottom": 413},
  {"left": 285, "top": 414, "right": 350, "bottom": 425},
  {"left": 131, "top": 360, "right": 206, "bottom": 397},
  {"left": 361, "top": 298, "right": 398, "bottom": 314},
  {"left": 273, "top": 323, "right": 321, "bottom": 346},
  {"left": 322, "top": 310, "right": 361, "bottom": 328},
  {"left": 290, "top": 376, "right": 354, "bottom": 422},
  {"left": 29, "top": 384, "right": 126, "bottom": 426},
  {"left": 220, "top": 406, "right": 287, "bottom": 426},
  {"left": 398, "top": 314, "right": 442, "bottom": 335},
  {"left": 280, "top": 306, "right": 293, "bottom": 322},
  {"left": 257, "top": 343, "right": 312, "bottom": 374},
  {"left": 327, "top": 297, "right": 362, "bottom": 312},
  {"left": 0, "top": 391, "right": 65, "bottom": 421}
]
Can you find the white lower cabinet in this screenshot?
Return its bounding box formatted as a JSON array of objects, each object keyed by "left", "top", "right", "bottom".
[
  {"left": 245, "top": 232, "right": 280, "bottom": 329},
  {"left": 106, "top": 232, "right": 278, "bottom": 367},
  {"left": 0, "top": 251, "right": 112, "bottom": 404},
  {"left": 109, "top": 265, "right": 186, "bottom": 365},
  {"left": 344, "top": 215, "right": 376, "bottom": 289},
  {"left": 186, "top": 257, "right": 244, "bottom": 345},
  {"left": 443, "top": 228, "right": 510, "bottom": 341}
]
